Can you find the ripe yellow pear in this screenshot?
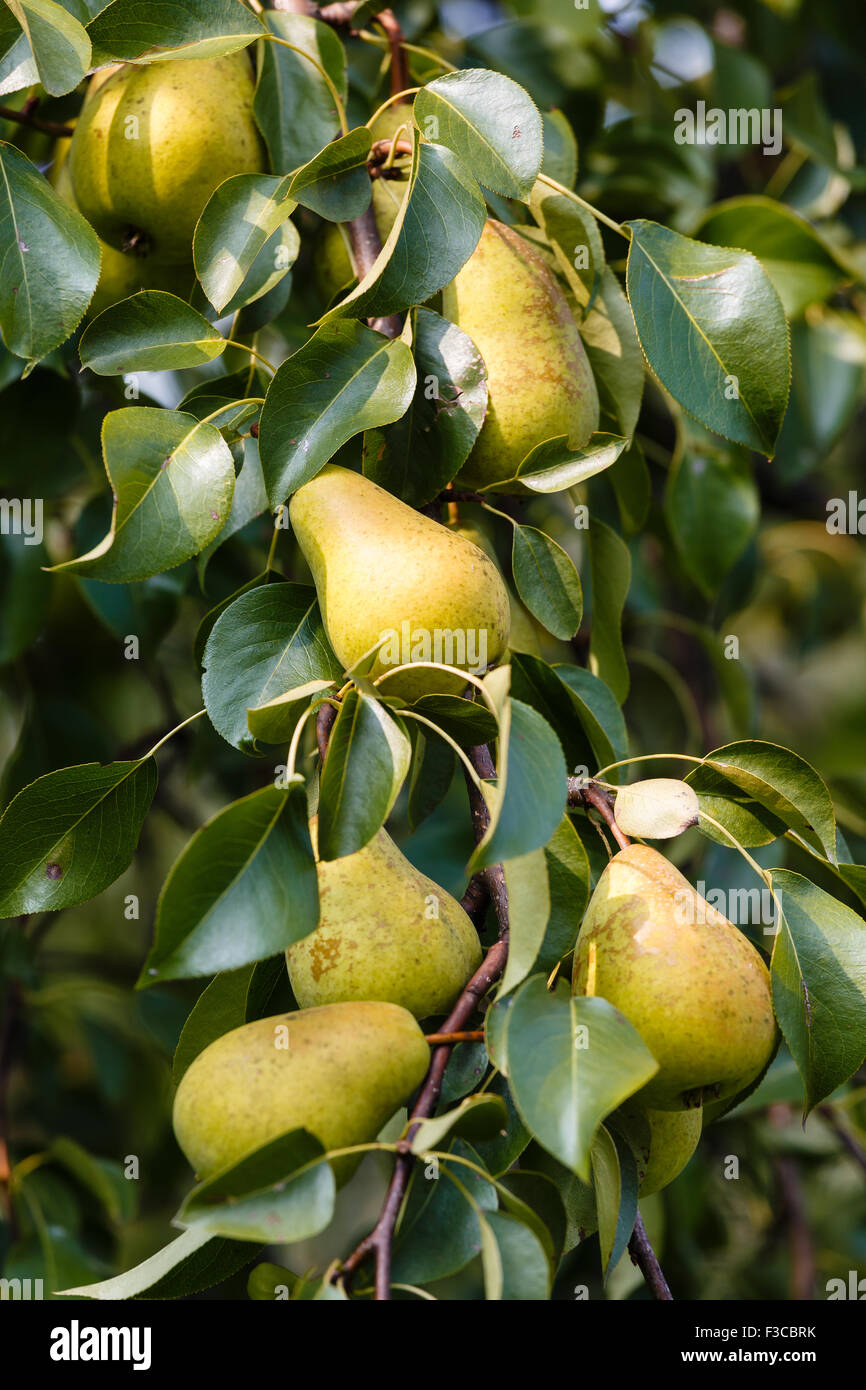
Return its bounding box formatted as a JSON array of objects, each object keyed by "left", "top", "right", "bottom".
[
  {"left": 289, "top": 465, "right": 510, "bottom": 696},
  {"left": 287, "top": 821, "right": 481, "bottom": 1018},
  {"left": 172, "top": 1002, "right": 429, "bottom": 1185},
  {"left": 573, "top": 844, "right": 776, "bottom": 1110},
  {"left": 51, "top": 136, "right": 192, "bottom": 316},
  {"left": 69, "top": 53, "right": 266, "bottom": 264},
  {"left": 442, "top": 219, "right": 599, "bottom": 490}
]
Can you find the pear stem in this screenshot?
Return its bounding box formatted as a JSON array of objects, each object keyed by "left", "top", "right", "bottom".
[
  {"left": 424, "top": 1030, "right": 484, "bottom": 1046},
  {"left": 628, "top": 1212, "right": 674, "bottom": 1300},
  {"left": 568, "top": 777, "right": 631, "bottom": 852}
]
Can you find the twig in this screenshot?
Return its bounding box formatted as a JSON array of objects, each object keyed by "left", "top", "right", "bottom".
[
  {"left": 336, "top": 739, "right": 511, "bottom": 1300},
  {"left": 424, "top": 1030, "right": 484, "bottom": 1046},
  {"left": 374, "top": 9, "right": 410, "bottom": 97},
  {"left": 0, "top": 104, "right": 73, "bottom": 137},
  {"left": 316, "top": 701, "right": 337, "bottom": 765},
  {"left": 568, "top": 777, "right": 631, "bottom": 852},
  {"left": 819, "top": 1103, "right": 866, "bottom": 1176},
  {"left": 459, "top": 872, "right": 488, "bottom": 926},
  {"left": 628, "top": 1211, "right": 673, "bottom": 1300}
]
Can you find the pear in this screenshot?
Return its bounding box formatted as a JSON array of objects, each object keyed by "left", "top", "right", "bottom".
[
  {"left": 287, "top": 822, "right": 481, "bottom": 1018},
  {"left": 618, "top": 1102, "right": 702, "bottom": 1196},
  {"left": 69, "top": 53, "right": 266, "bottom": 264},
  {"left": 442, "top": 220, "right": 599, "bottom": 490},
  {"left": 289, "top": 465, "right": 510, "bottom": 696},
  {"left": 51, "top": 136, "right": 193, "bottom": 316},
  {"left": 172, "top": 1001, "right": 430, "bottom": 1185},
  {"left": 572, "top": 844, "right": 776, "bottom": 1110}
]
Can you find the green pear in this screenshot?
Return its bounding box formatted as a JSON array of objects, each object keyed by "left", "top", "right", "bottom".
[
  {"left": 69, "top": 53, "right": 266, "bottom": 264},
  {"left": 289, "top": 465, "right": 510, "bottom": 697},
  {"left": 51, "top": 136, "right": 193, "bottom": 316},
  {"left": 572, "top": 844, "right": 776, "bottom": 1110},
  {"left": 314, "top": 104, "right": 412, "bottom": 304},
  {"left": 287, "top": 821, "right": 481, "bottom": 1018},
  {"left": 442, "top": 219, "right": 599, "bottom": 490},
  {"left": 172, "top": 1001, "right": 430, "bottom": 1185},
  {"left": 619, "top": 1102, "right": 702, "bottom": 1196}
]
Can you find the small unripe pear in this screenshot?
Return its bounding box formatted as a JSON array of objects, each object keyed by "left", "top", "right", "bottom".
[
  {"left": 290, "top": 465, "right": 510, "bottom": 696},
  {"left": 622, "top": 1103, "right": 702, "bottom": 1196},
  {"left": 287, "top": 822, "right": 481, "bottom": 1018},
  {"left": 69, "top": 53, "right": 266, "bottom": 264},
  {"left": 172, "top": 1002, "right": 430, "bottom": 1185},
  {"left": 442, "top": 219, "right": 599, "bottom": 490},
  {"left": 573, "top": 844, "right": 776, "bottom": 1110}
]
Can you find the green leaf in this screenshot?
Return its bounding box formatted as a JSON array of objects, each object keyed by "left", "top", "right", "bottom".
[
  {"left": 770, "top": 870, "right": 866, "bottom": 1112},
  {"left": 0, "top": 6, "right": 37, "bottom": 95},
  {"left": 496, "top": 1168, "right": 567, "bottom": 1266},
  {"left": 554, "top": 665, "right": 629, "bottom": 773},
  {"left": 472, "top": 1073, "right": 531, "bottom": 1177},
  {"left": 177, "top": 1130, "right": 335, "bottom": 1244},
  {"left": 53, "top": 408, "right": 235, "bottom": 582},
  {"left": 317, "top": 689, "right": 411, "bottom": 860},
  {"left": 512, "top": 524, "right": 583, "bottom": 640},
  {"left": 247, "top": 679, "right": 336, "bottom": 747},
  {"left": 528, "top": 182, "right": 604, "bottom": 311},
  {"left": 536, "top": 815, "right": 591, "bottom": 975},
  {"left": 696, "top": 196, "right": 856, "bottom": 319},
  {"left": 288, "top": 127, "right": 372, "bottom": 221},
  {"left": 0, "top": 142, "right": 99, "bottom": 363},
  {"left": 480, "top": 1210, "right": 551, "bottom": 1300},
  {"left": 363, "top": 306, "right": 488, "bottom": 507},
  {"left": 6, "top": 0, "right": 89, "bottom": 96},
  {"left": 88, "top": 0, "right": 263, "bottom": 65},
  {"left": 0, "top": 759, "right": 157, "bottom": 916},
  {"left": 48, "top": 1137, "right": 132, "bottom": 1225},
  {"left": 391, "top": 1138, "right": 497, "bottom": 1286},
  {"left": 142, "top": 782, "right": 318, "bottom": 984},
  {"left": 510, "top": 653, "right": 627, "bottom": 776},
  {"left": 592, "top": 1124, "right": 638, "bottom": 1280},
  {"left": 506, "top": 977, "right": 658, "bottom": 1181},
  {"left": 588, "top": 516, "right": 630, "bottom": 704},
  {"left": 413, "top": 68, "right": 543, "bottom": 200},
  {"left": 410, "top": 1094, "right": 509, "bottom": 1153},
  {"left": 580, "top": 269, "right": 645, "bottom": 440},
  {"left": 172, "top": 957, "right": 285, "bottom": 1083},
  {"left": 253, "top": 11, "right": 345, "bottom": 172},
  {"left": 397, "top": 693, "right": 498, "bottom": 748},
  {"left": 541, "top": 109, "right": 577, "bottom": 189},
  {"left": 59, "top": 1229, "right": 260, "bottom": 1300},
  {"left": 499, "top": 850, "right": 550, "bottom": 996},
  {"left": 258, "top": 320, "right": 416, "bottom": 506},
  {"left": 193, "top": 173, "right": 297, "bottom": 313},
  {"left": 202, "top": 583, "right": 341, "bottom": 752},
  {"left": 406, "top": 727, "right": 454, "bottom": 832},
  {"left": 625, "top": 220, "right": 790, "bottom": 456},
  {"left": 506, "top": 432, "right": 629, "bottom": 494},
  {"left": 665, "top": 421, "right": 759, "bottom": 597},
  {"left": 691, "top": 739, "right": 836, "bottom": 862},
  {"left": 79, "top": 291, "right": 226, "bottom": 373},
  {"left": 471, "top": 698, "right": 567, "bottom": 870},
  {"left": 0, "top": 531, "right": 52, "bottom": 665},
  {"left": 319, "top": 139, "right": 486, "bottom": 323}
]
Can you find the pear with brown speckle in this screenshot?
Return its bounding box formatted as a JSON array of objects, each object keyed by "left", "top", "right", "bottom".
[
  {"left": 287, "top": 822, "right": 482, "bottom": 1019},
  {"left": 172, "top": 1001, "right": 430, "bottom": 1185},
  {"left": 572, "top": 844, "right": 776, "bottom": 1110}
]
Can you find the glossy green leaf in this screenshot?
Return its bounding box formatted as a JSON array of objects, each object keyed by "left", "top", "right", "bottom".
[
  {"left": 512, "top": 524, "right": 583, "bottom": 640},
  {"left": 592, "top": 1124, "right": 638, "bottom": 1280},
  {"left": 693, "top": 739, "right": 836, "bottom": 862},
  {"left": 588, "top": 516, "right": 631, "bottom": 704},
  {"left": 554, "top": 664, "right": 629, "bottom": 773},
  {"left": 665, "top": 422, "right": 759, "bottom": 597},
  {"left": 193, "top": 173, "right": 297, "bottom": 312},
  {"left": 770, "top": 870, "right": 866, "bottom": 1112},
  {"left": 480, "top": 1209, "right": 551, "bottom": 1300},
  {"left": 410, "top": 1094, "right": 509, "bottom": 1153},
  {"left": 626, "top": 220, "right": 790, "bottom": 456},
  {"left": 6, "top": 0, "right": 89, "bottom": 96},
  {"left": 0, "top": 759, "right": 157, "bottom": 916},
  {"left": 253, "top": 11, "right": 345, "bottom": 172},
  {"left": 0, "top": 141, "right": 99, "bottom": 363},
  {"left": 172, "top": 957, "right": 285, "bottom": 1083},
  {"left": 318, "top": 688, "right": 411, "bottom": 860},
  {"left": 142, "top": 782, "right": 318, "bottom": 983},
  {"left": 413, "top": 68, "right": 543, "bottom": 200},
  {"left": 536, "top": 815, "right": 591, "bottom": 975},
  {"left": 506, "top": 977, "right": 659, "bottom": 1181},
  {"left": 59, "top": 1229, "right": 260, "bottom": 1300},
  {"left": 391, "top": 1139, "right": 497, "bottom": 1286},
  {"left": 499, "top": 849, "right": 550, "bottom": 996},
  {"left": 471, "top": 698, "right": 567, "bottom": 870},
  {"left": 495, "top": 432, "right": 628, "bottom": 494},
  {"left": 80, "top": 291, "right": 226, "bottom": 373},
  {"left": 202, "top": 583, "right": 341, "bottom": 752},
  {"left": 88, "top": 0, "right": 263, "bottom": 65},
  {"left": 580, "top": 269, "right": 645, "bottom": 440},
  {"left": 288, "top": 127, "right": 372, "bottom": 221},
  {"left": 258, "top": 320, "right": 416, "bottom": 506}
]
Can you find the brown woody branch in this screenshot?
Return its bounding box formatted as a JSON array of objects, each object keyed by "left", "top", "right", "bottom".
[
  {"left": 628, "top": 1212, "right": 673, "bottom": 1300},
  {"left": 567, "top": 776, "right": 631, "bottom": 852},
  {"left": 0, "top": 102, "right": 73, "bottom": 137},
  {"left": 337, "top": 739, "right": 510, "bottom": 1299}
]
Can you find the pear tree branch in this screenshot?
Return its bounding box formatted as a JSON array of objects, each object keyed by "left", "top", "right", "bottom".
[
  {"left": 0, "top": 101, "right": 73, "bottom": 137},
  {"left": 567, "top": 776, "right": 631, "bottom": 852},
  {"left": 628, "top": 1212, "right": 673, "bottom": 1300},
  {"left": 336, "top": 739, "right": 510, "bottom": 1300}
]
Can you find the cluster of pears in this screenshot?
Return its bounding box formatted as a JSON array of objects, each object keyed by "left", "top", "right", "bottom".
[
  {"left": 54, "top": 52, "right": 265, "bottom": 315},
  {"left": 573, "top": 844, "right": 777, "bottom": 1196},
  {"left": 173, "top": 823, "right": 482, "bottom": 1184}
]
